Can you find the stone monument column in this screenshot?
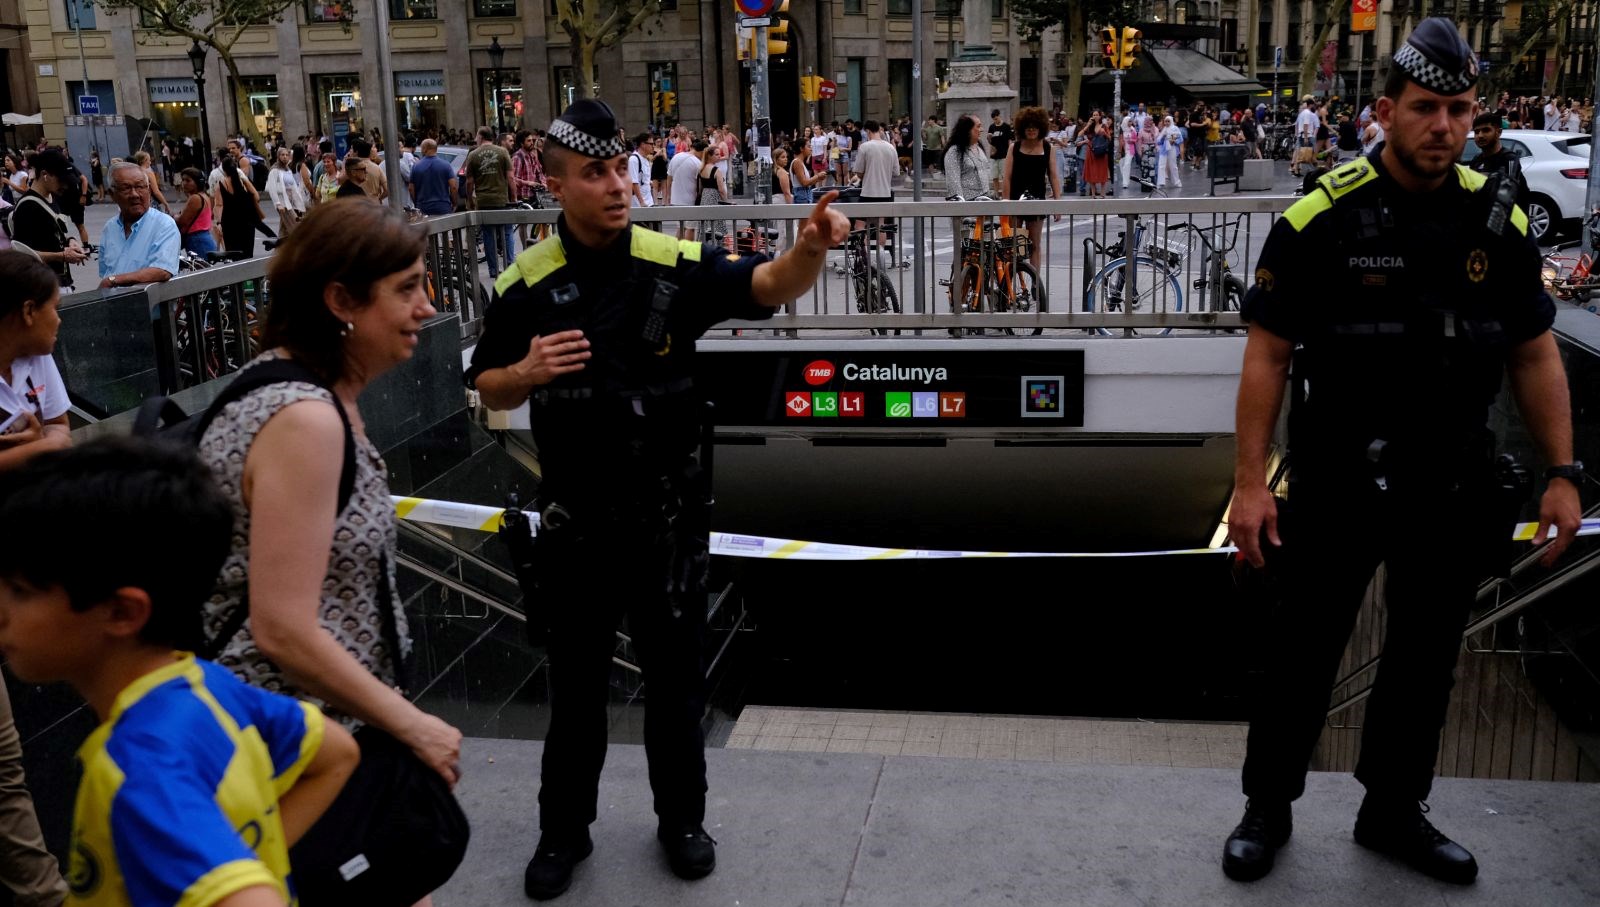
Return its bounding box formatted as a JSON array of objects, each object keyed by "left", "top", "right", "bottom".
[{"left": 938, "top": 0, "right": 1015, "bottom": 145}]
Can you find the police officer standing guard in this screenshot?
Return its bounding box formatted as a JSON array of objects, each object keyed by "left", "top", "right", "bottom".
[
  {"left": 1222, "top": 19, "right": 1582, "bottom": 885},
  {"left": 465, "top": 100, "right": 850, "bottom": 901}
]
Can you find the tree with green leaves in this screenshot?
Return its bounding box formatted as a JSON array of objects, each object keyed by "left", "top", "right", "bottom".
[
  {"left": 92, "top": 0, "right": 333, "bottom": 151},
  {"left": 1479, "top": 0, "right": 1580, "bottom": 99},
  {"left": 553, "top": 0, "right": 663, "bottom": 100},
  {"left": 1010, "top": 0, "right": 1140, "bottom": 119}
]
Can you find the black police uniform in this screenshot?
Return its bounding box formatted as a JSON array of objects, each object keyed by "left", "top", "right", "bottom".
[
  {"left": 1239, "top": 151, "right": 1555, "bottom": 804},
  {"left": 465, "top": 215, "right": 772, "bottom": 837}
]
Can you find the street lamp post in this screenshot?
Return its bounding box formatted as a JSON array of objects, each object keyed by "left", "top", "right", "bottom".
[
  {"left": 489, "top": 37, "right": 506, "bottom": 134},
  {"left": 187, "top": 41, "right": 212, "bottom": 169}
]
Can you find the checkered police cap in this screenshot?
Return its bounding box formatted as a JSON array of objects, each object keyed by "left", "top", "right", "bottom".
[
  {"left": 547, "top": 99, "right": 627, "bottom": 159},
  {"left": 1393, "top": 17, "right": 1479, "bottom": 96}
]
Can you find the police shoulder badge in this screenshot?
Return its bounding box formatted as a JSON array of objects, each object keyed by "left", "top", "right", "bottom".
[
  {"left": 1254, "top": 267, "right": 1275, "bottom": 292},
  {"left": 1467, "top": 249, "right": 1488, "bottom": 283}
]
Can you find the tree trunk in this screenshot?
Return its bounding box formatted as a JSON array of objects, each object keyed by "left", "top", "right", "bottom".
[
  {"left": 215, "top": 49, "right": 264, "bottom": 150},
  {"left": 1063, "top": 1, "right": 1086, "bottom": 119},
  {"left": 580, "top": 40, "right": 600, "bottom": 98},
  {"left": 1480, "top": 3, "right": 1568, "bottom": 101},
  {"left": 1544, "top": 12, "right": 1569, "bottom": 97},
  {"left": 1298, "top": 0, "right": 1343, "bottom": 98}
]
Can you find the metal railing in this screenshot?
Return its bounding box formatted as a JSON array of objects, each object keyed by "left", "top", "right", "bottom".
[{"left": 62, "top": 195, "right": 1294, "bottom": 395}]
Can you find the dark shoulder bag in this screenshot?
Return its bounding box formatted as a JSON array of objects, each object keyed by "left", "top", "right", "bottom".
[{"left": 287, "top": 554, "right": 470, "bottom": 906}]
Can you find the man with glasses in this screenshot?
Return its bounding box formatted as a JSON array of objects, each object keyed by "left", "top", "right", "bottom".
[{"left": 98, "top": 161, "right": 179, "bottom": 290}]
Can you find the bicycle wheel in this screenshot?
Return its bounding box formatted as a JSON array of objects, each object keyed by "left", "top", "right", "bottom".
[
  {"left": 854, "top": 270, "right": 901, "bottom": 336},
  {"left": 1006, "top": 260, "right": 1047, "bottom": 337},
  {"left": 950, "top": 264, "right": 987, "bottom": 336},
  {"left": 1084, "top": 256, "right": 1183, "bottom": 336}
]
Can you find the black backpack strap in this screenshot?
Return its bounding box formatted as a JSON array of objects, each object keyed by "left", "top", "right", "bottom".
[
  {"left": 131, "top": 396, "right": 189, "bottom": 437},
  {"left": 196, "top": 359, "right": 358, "bottom": 514}
]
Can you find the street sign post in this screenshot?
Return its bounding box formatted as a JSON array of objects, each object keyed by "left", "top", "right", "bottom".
[
  {"left": 735, "top": 0, "right": 775, "bottom": 17},
  {"left": 817, "top": 79, "right": 837, "bottom": 100}
]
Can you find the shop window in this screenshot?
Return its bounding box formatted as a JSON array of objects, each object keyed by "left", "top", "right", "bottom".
[
  {"left": 64, "top": 0, "right": 94, "bottom": 29},
  {"left": 391, "top": 0, "right": 438, "bottom": 19},
  {"left": 480, "top": 68, "right": 524, "bottom": 132},
  {"left": 314, "top": 73, "right": 364, "bottom": 156},
  {"left": 233, "top": 76, "right": 281, "bottom": 142},
  {"left": 554, "top": 66, "right": 578, "bottom": 114},
  {"left": 305, "top": 1, "right": 355, "bottom": 23},
  {"left": 475, "top": 0, "right": 517, "bottom": 15}
]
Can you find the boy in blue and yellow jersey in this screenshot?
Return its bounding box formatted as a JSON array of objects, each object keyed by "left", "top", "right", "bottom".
[{"left": 0, "top": 438, "right": 359, "bottom": 907}]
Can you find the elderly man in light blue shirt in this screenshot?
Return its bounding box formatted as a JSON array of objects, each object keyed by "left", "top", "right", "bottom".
[{"left": 98, "top": 161, "right": 180, "bottom": 290}]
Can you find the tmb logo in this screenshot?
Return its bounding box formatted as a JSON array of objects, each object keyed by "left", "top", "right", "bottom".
[{"left": 803, "top": 360, "right": 835, "bottom": 386}]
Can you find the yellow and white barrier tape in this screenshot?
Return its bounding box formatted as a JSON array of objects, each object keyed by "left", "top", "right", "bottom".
[{"left": 392, "top": 495, "right": 1600, "bottom": 561}]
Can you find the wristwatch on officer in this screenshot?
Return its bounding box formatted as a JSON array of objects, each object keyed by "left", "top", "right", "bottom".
[{"left": 1544, "top": 462, "right": 1585, "bottom": 484}]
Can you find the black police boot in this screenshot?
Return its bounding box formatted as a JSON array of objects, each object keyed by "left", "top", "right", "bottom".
[
  {"left": 657, "top": 823, "right": 717, "bottom": 880},
  {"left": 524, "top": 830, "right": 594, "bottom": 901},
  {"left": 1353, "top": 797, "right": 1478, "bottom": 885},
  {"left": 1221, "top": 799, "right": 1292, "bottom": 882}
]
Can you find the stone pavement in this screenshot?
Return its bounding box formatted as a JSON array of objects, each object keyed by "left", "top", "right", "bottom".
[{"left": 438, "top": 736, "right": 1600, "bottom": 907}]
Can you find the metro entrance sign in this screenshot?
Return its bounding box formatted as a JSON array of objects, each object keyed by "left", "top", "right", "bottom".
[{"left": 736, "top": 0, "right": 776, "bottom": 17}]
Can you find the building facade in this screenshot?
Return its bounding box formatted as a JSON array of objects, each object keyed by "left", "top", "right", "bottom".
[{"left": 15, "top": 0, "right": 1066, "bottom": 155}]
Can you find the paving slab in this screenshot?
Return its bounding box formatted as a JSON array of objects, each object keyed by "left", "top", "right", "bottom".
[{"left": 437, "top": 737, "right": 1600, "bottom": 907}]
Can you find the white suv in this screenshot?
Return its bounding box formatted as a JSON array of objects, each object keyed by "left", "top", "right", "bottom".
[{"left": 1458, "top": 129, "right": 1591, "bottom": 244}]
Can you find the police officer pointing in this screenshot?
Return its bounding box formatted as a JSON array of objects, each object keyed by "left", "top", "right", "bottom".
[
  {"left": 465, "top": 100, "right": 849, "bottom": 901},
  {"left": 1222, "top": 19, "right": 1581, "bottom": 886}
]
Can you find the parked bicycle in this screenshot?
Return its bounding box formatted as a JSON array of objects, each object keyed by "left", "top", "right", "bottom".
[
  {"left": 172, "top": 250, "right": 260, "bottom": 383},
  {"left": 1081, "top": 216, "right": 1183, "bottom": 336},
  {"left": 1542, "top": 207, "right": 1600, "bottom": 308},
  {"left": 842, "top": 226, "right": 901, "bottom": 335},
  {"left": 943, "top": 193, "right": 1047, "bottom": 336},
  {"left": 1166, "top": 215, "right": 1247, "bottom": 318}
]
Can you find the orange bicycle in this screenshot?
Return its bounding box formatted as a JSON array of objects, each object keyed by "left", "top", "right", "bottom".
[{"left": 946, "top": 195, "right": 1046, "bottom": 336}]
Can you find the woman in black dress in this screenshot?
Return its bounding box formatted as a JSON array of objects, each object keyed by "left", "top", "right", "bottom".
[
  {"left": 212, "top": 154, "right": 264, "bottom": 258},
  {"left": 1002, "top": 106, "right": 1061, "bottom": 272}
]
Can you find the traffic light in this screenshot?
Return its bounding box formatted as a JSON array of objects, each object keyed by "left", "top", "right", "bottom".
[
  {"left": 768, "top": 0, "right": 789, "bottom": 57},
  {"left": 1101, "top": 27, "right": 1118, "bottom": 68},
  {"left": 660, "top": 90, "right": 676, "bottom": 114},
  {"left": 801, "top": 75, "right": 821, "bottom": 102},
  {"left": 1119, "top": 26, "right": 1142, "bottom": 69},
  {"left": 652, "top": 91, "right": 662, "bottom": 114}
]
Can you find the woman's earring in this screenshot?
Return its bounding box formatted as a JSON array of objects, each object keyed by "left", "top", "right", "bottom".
[{"left": 340, "top": 321, "right": 355, "bottom": 337}]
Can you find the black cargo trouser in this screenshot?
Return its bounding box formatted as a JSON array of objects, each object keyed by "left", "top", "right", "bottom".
[
  {"left": 536, "top": 521, "right": 709, "bottom": 835},
  {"left": 1240, "top": 467, "right": 1501, "bottom": 804}
]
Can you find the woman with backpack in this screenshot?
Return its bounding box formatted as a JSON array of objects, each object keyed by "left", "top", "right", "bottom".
[{"left": 197, "top": 199, "right": 464, "bottom": 904}]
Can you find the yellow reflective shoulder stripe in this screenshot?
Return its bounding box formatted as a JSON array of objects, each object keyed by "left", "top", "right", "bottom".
[
  {"left": 493, "top": 264, "right": 524, "bottom": 296},
  {"left": 516, "top": 238, "right": 568, "bottom": 287},
  {"left": 630, "top": 227, "right": 681, "bottom": 267},
  {"left": 1455, "top": 164, "right": 1488, "bottom": 191},
  {"left": 1511, "top": 204, "right": 1530, "bottom": 236},
  {"left": 1282, "top": 192, "right": 1334, "bottom": 232},
  {"left": 677, "top": 239, "right": 703, "bottom": 262},
  {"left": 1319, "top": 158, "right": 1377, "bottom": 199}
]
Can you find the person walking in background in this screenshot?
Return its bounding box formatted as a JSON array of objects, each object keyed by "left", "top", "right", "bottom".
[
  {"left": 469, "top": 126, "right": 515, "bottom": 277},
  {"left": 133, "top": 151, "right": 170, "bottom": 216},
  {"left": 6, "top": 149, "right": 86, "bottom": 288},
  {"left": 1157, "top": 116, "right": 1184, "bottom": 190},
  {"left": 409, "top": 139, "right": 459, "bottom": 218},
  {"left": 212, "top": 154, "right": 266, "bottom": 258},
  {"left": 1083, "top": 115, "right": 1112, "bottom": 198},
  {"left": 267, "top": 146, "right": 307, "bottom": 236},
  {"left": 173, "top": 168, "right": 219, "bottom": 256},
  {"left": 89, "top": 149, "right": 105, "bottom": 202},
  {"left": 1002, "top": 106, "right": 1061, "bottom": 272},
  {"left": 664, "top": 138, "right": 706, "bottom": 240}
]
